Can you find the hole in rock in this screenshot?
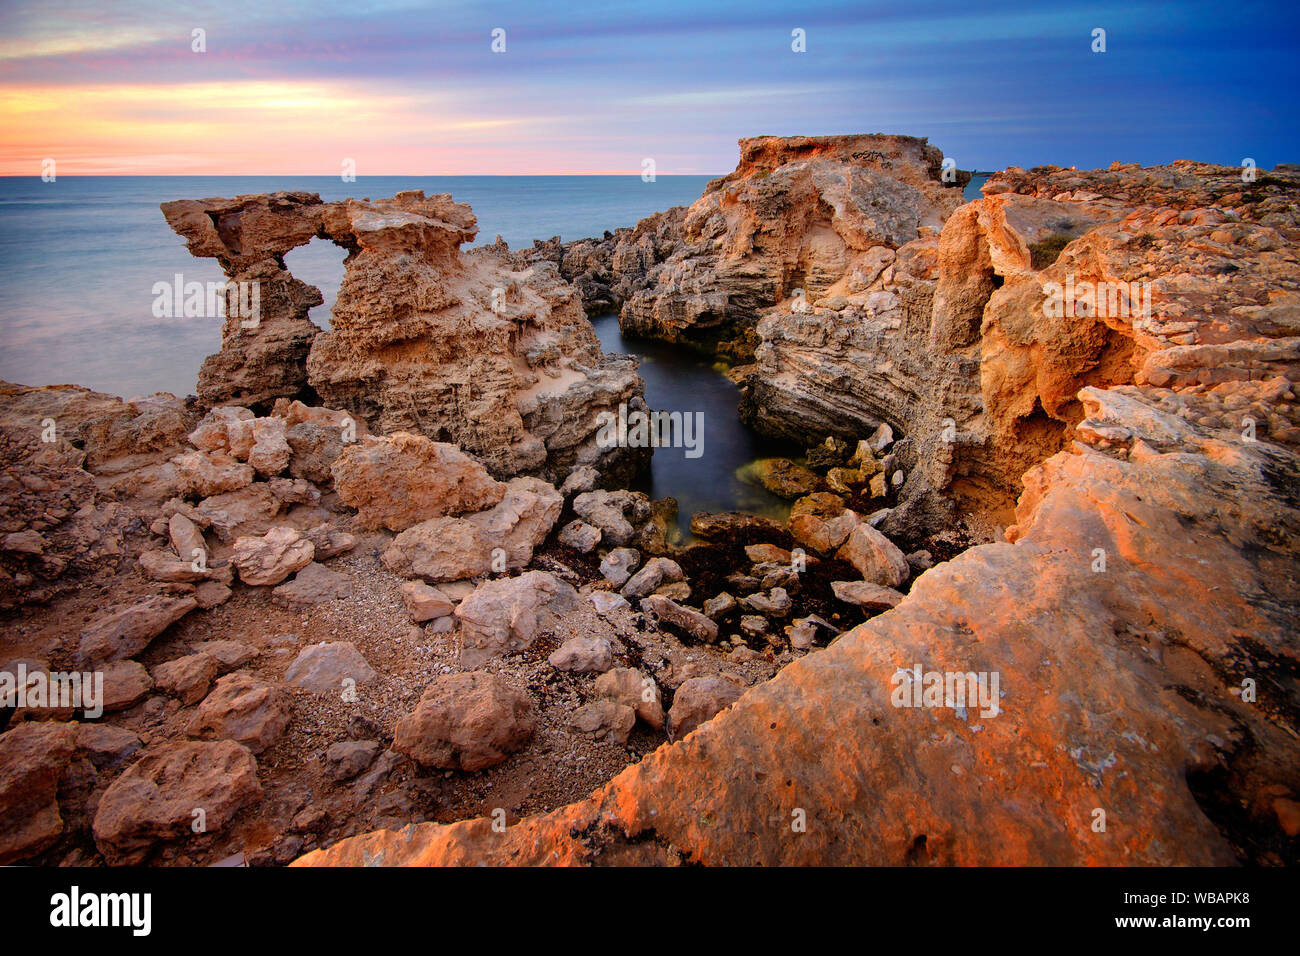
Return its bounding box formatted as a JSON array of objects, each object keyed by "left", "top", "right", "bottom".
[{"left": 283, "top": 237, "right": 348, "bottom": 329}]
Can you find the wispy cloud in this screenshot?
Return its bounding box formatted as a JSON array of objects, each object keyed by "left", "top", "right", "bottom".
[{"left": 0, "top": 0, "right": 1295, "bottom": 174}]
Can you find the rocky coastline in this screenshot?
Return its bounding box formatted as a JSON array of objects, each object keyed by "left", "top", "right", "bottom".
[{"left": 1, "top": 134, "right": 1298, "bottom": 867}]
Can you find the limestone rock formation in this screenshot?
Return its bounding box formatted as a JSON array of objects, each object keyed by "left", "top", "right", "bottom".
[
  {"left": 297, "top": 379, "right": 1300, "bottom": 865},
  {"left": 294, "top": 158, "right": 1300, "bottom": 869},
  {"left": 162, "top": 190, "right": 648, "bottom": 483},
  {"left": 746, "top": 160, "right": 1300, "bottom": 537},
  {"left": 527, "top": 135, "right": 968, "bottom": 360}
]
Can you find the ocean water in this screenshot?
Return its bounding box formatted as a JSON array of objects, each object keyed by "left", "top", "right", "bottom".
[
  {"left": 0, "top": 175, "right": 714, "bottom": 399},
  {"left": 0, "top": 173, "right": 990, "bottom": 527}
]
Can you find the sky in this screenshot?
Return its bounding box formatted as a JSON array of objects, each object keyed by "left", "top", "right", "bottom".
[{"left": 0, "top": 0, "right": 1296, "bottom": 175}]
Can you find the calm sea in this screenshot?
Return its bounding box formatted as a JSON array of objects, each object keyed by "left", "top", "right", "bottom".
[
  {"left": 0, "top": 175, "right": 715, "bottom": 399},
  {"left": 0, "top": 173, "right": 989, "bottom": 529}
]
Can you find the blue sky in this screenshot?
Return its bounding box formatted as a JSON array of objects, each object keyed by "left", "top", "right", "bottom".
[{"left": 1, "top": 0, "right": 1296, "bottom": 173}]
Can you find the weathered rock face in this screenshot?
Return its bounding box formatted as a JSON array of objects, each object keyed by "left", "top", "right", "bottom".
[
  {"left": 92, "top": 739, "right": 262, "bottom": 866},
  {"left": 527, "top": 134, "right": 968, "bottom": 361},
  {"left": 0, "top": 382, "right": 195, "bottom": 609},
  {"left": 745, "top": 160, "right": 1300, "bottom": 536},
  {"left": 162, "top": 190, "right": 647, "bottom": 483},
  {"left": 297, "top": 382, "right": 1300, "bottom": 866}
]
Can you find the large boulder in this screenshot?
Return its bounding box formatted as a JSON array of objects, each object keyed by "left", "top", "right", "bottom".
[
  {"left": 171, "top": 451, "right": 254, "bottom": 498},
  {"left": 283, "top": 642, "right": 377, "bottom": 695},
  {"left": 331, "top": 432, "right": 505, "bottom": 532},
  {"left": 835, "top": 524, "right": 910, "bottom": 588},
  {"left": 381, "top": 478, "right": 562, "bottom": 582},
  {"left": 454, "top": 571, "right": 579, "bottom": 667},
  {"left": 77, "top": 594, "right": 199, "bottom": 666},
  {"left": 92, "top": 739, "right": 261, "bottom": 865},
  {"left": 186, "top": 673, "right": 291, "bottom": 754},
  {"left": 231, "top": 526, "right": 315, "bottom": 586},
  {"left": 392, "top": 672, "right": 535, "bottom": 771}
]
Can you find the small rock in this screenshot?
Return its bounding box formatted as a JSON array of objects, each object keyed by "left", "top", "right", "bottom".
[
  {"left": 641, "top": 594, "right": 718, "bottom": 642},
  {"left": 741, "top": 587, "right": 792, "bottom": 618},
  {"left": 593, "top": 667, "right": 665, "bottom": 729},
  {"left": 621, "top": 557, "right": 684, "bottom": 599},
  {"left": 326, "top": 740, "right": 381, "bottom": 781},
  {"left": 557, "top": 520, "right": 601, "bottom": 553},
  {"left": 100, "top": 660, "right": 154, "bottom": 712},
  {"left": 703, "top": 592, "right": 737, "bottom": 619},
  {"left": 190, "top": 640, "right": 258, "bottom": 672},
  {"left": 831, "top": 580, "right": 906, "bottom": 609},
  {"left": 589, "top": 591, "right": 630, "bottom": 616},
  {"left": 284, "top": 642, "right": 378, "bottom": 695},
  {"left": 78, "top": 595, "right": 199, "bottom": 666},
  {"left": 271, "top": 561, "right": 350, "bottom": 608},
  {"left": 836, "top": 524, "right": 910, "bottom": 587},
  {"left": 548, "top": 635, "right": 615, "bottom": 673},
  {"left": 568, "top": 701, "right": 636, "bottom": 745},
  {"left": 232, "top": 526, "right": 314, "bottom": 586},
  {"left": 668, "top": 677, "right": 745, "bottom": 741},
  {"left": 194, "top": 581, "right": 233, "bottom": 609},
  {"left": 92, "top": 739, "right": 261, "bottom": 866},
  {"left": 152, "top": 652, "right": 221, "bottom": 705},
  {"left": 599, "top": 547, "right": 641, "bottom": 587},
  {"left": 400, "top": 581, "right": 454, "bottom": 622}
]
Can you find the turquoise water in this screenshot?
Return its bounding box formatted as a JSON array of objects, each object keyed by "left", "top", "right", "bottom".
[{"left": 0, "top": 175, "right": 713, "bottom": 398}]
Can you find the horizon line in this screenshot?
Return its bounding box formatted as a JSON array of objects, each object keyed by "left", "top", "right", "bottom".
[{"left": 0, "top": 171, "right": 732, "bottom": 179}]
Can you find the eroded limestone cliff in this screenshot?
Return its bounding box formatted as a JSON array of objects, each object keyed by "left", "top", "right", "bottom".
[{"left": 162, "top": 190, "right": 646, "bottom": 482}]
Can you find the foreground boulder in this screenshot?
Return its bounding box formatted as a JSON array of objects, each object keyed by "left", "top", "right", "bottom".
[
  {"left": 93, "top": 739, "right": 261, "bottom": 865},
  {"left": 392, "top": 672, "right": 535, "bottom": 771},
  {"left": 454, "top": 571, "right": 579, "bottom": 667},
  {"left": 331, "top": 433, "right": 505, "bottom": 531},
  {"left": 381, "top": 477, "right": 563, "bottom": 582},
  {"left": 0, "top": 722, "right": 77, "bottom": 864}
]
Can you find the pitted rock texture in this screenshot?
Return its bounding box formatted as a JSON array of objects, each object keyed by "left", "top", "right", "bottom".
[
  {"left": 0, "top": 382, "right": 196, "bottom": 609},
  {"left": 296, "top": 383, "right": 1300, "bottom": 866},
  {"left": 746, "top": 160, "right": 1300, "bottom": 534},
  {"left": 162, "top": 190, "right": 647, "bottom": 483},
  {"left": 528, "top": 134, "right": 967, "bottom": 362}
]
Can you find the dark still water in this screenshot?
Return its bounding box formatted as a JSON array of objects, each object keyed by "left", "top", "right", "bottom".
[{"left": 591, "top": 314, "right": 797, "bottom": 539}]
